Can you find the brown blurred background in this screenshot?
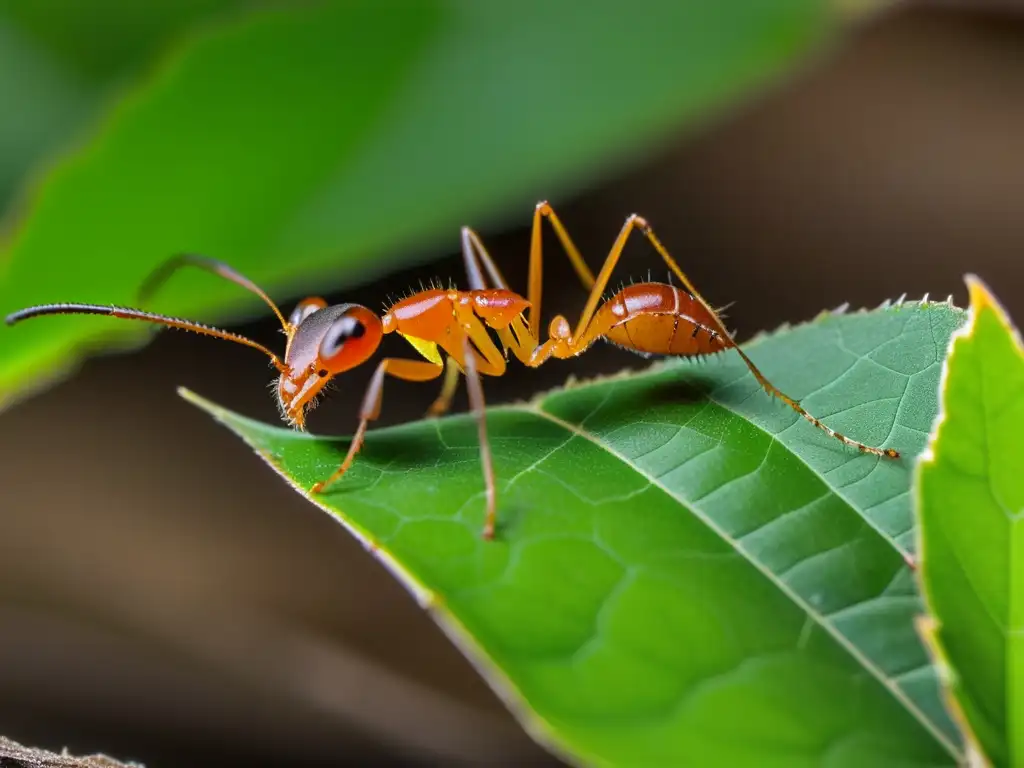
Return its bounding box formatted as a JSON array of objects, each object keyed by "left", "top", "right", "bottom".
[{"left": 2, "top": 5, "right": 1023, "bottom": 766}]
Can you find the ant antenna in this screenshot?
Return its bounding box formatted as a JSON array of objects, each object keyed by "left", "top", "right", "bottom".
[
  {"left": 5, "top": 303, "right": 287, "bottom": 373},
  {"left": 138, "top": 254, "right": 290, "bottom": 332}
]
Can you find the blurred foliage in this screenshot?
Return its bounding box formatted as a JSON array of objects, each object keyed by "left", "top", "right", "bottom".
[
  {"left": 918, "top": 278, "right": 1024, "bottom": 767},
  {"left": 7, "top": 3, "right": 982, "bottom": 765},
  {"left": 0, "top": 0, "right": 252, "bottom": 79},
  {"left": 187, "top": 301, "right": 965, "bottom": 765},
  {"left": 0, "top": 0, "right": 847, "bottom": 403},
  {"left": 0, "top": 0, "right": 255, "bottom": 212}
]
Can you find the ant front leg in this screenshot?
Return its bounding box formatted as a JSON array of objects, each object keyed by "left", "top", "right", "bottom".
[{"left": 311, "top": 358, "right": 443, "bottom": 494}]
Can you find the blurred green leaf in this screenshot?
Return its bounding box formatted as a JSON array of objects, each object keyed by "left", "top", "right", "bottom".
[
  {"left": 185, "top": 301, "right": 965, "bottom": 765},
  {"left": 0, "top": 20, "right": 94, "bottom": 210},
  {"left": 1, "top": 0, "right": 849, "bottom": 402},
  {"left": 917, "top": 277, "right": 1024, "bottom": 766},
  {"left": 0, "top": 0, "right": 254, "bottom": 80},
  {"left": 0, "top": 0, "right": 251, "bottom": 213}
]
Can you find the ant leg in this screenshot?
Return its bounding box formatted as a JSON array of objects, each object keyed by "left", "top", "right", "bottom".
[
  {"left": 427, "top": 356, "right": 462, "bottom": 417},
  {"left": 461, "top": 227, "right": 510, "bottom": 290},
  {"left": 513, "top": 211, "right": 713, "bottom": 348},
  {"left": 439, "top": 308, "right": 504, "bottom": 538},
  {"left": 425, "top": 308, "right": 506, "bottom": 419},
  {"left": 565, "top": 214, "right": 654, "bottom": 344},
  {"left": 461, "top": 337, "right": 498, "bottom": 540},
  {"left": 138, "top": 254, "right": 289, "bottom": 331},
  {"left": 630, "top": 219, "right": 898, "bottom": 458},
  {"left": 526, "top": 202, "right": 596, "bottom": 339},
  {"left": 458, "top": 229, "right": 541, "bottom": 364},
  {"left": 462, "top": 202, "right": 594, "bottom": 340},
  {"left": 563, "top": 214, "right": 900, "bottom": 459},
  {"left": 311, "top": 358, "right": 444, "bottom": 494}
]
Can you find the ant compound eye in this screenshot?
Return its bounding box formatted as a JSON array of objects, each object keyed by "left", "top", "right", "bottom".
[
  {"left": 320, "top": 314, "right": 366, "bottom": 360},
  {"left": 289, "top": 298, "right": 326, "bottom": 328}
]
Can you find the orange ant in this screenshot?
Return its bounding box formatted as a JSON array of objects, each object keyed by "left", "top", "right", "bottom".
[{"left": 5, "top": 202, "right": 899, "bottom": 539}]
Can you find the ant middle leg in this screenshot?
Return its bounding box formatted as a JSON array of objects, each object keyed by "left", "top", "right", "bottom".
[
  {"left": 427, "top": 356, "right": 462, "bottom": 417},
  {"left": 461, "top": 337, "right": 498, "bottom": 539}
]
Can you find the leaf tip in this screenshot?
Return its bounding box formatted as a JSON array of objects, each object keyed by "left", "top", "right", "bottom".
[
  {"left": 178, "top": 385, "right": 224, "bottom": 419},
  {"left": 963, "top": 273, "right": 1023, "bottom": 356},
  {"left": 966, "top": 273, "right": 1007, "bottom": 322},
  {"left": 178, "top": 385, "right": 270, "bottom": 437}
]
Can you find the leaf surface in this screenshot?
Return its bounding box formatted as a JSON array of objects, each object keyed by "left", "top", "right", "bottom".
[
  {"left": 185, "top": 301, "right": 966, "bottom": 765},
  {"left": 917, "top": 277, "right": 1024, "bottom": 766},
  {"left": 2, "top": 0, "right": 848, "bottom": 402}
]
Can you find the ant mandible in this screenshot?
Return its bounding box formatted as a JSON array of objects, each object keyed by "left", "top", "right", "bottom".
[{"left": 5, "top": 202, "right": 899, "bottom": 539}]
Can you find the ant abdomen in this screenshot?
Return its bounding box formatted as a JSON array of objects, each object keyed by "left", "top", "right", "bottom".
[{"left": 597, "top": 282, "right": 728, "bottom": 358}]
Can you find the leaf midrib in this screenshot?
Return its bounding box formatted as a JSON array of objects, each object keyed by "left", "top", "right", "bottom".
[
  {"left": 513, "top": 399, "right": 957, "bottom": 759},
  {"left": 191, "top": 385, "right": 958, "bottom": 760}
]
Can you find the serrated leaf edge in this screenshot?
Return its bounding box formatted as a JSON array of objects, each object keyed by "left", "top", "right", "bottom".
[
  {"left": 524, "top": 298, "right": 965, "bottom": 408},
  {"left": 522, "top": 301, "right": 964, "bottom": 568}
]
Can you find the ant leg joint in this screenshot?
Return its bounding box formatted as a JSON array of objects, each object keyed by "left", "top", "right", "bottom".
[
  {"left": 535, "top": 200, "right": 553, "bottom": 214},
  {"left": 629, "top": 213, "right": 651, "bottom": 231}
]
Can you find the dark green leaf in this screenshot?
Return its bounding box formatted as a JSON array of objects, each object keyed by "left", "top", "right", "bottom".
[
  {"left": 185, "top": 300, "right": 965, "bottom": 764},
  {"left": 0, "top": 0, "right": 250, "bottom": 214},
  {"left": 0, "top": 0, "right": 254, "bottom": 80}
]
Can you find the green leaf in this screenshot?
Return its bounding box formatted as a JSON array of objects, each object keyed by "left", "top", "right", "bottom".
[
  {"left": 2, "top": 0, "right": 850, "bottom": 402},
  {"left": 0, "top": 0, "right": 248, "bottom": 214},
  {"left": 0, "top": 0, "right": 255, "bottom": 81},
  {"left": 184, "top": 300, "right": 965, "bottom": 765},
  {"left": 0, "top": 20, "right": 94, "bottom": 212},
  {"left": 917, "top": 277, "right": 1024, "bottom": 766}
]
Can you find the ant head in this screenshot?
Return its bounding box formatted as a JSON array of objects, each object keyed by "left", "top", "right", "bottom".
[
  {"left": 278, "top": 300, "right": 383, "bottom": 429},
  {"left": 4, "top": 256, "right": 386, "bottom": 433}
]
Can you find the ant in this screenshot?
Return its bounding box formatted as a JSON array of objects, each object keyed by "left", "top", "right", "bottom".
[{"left": 5, "top": 202, "right": 899, "bottom": 539}]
